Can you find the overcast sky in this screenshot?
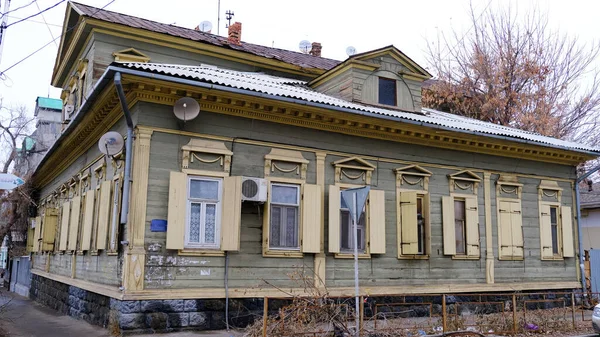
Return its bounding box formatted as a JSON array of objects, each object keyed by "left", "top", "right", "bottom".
[{"left": 0, "top": 0, "right": 598, "bottom": 114}]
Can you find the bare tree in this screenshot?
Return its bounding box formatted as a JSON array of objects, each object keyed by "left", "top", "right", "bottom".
[
  {"left": 0, "top": 105, "right": 34, "bottom": 173},
  {"left": 423, "top": 3, "right": 600, "bottom": 146}
]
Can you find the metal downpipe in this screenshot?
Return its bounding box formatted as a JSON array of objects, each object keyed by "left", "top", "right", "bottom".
[{"left": 114, "top": 72, "right": 134, "bottom": 226}]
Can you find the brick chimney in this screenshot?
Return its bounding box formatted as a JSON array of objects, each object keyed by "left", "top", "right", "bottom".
[
  {"left": 228, "top": 22, "right": 242, "bottom": 45},
  {"left": 309, "top": 42, "right": 322, "bottom": 57}
]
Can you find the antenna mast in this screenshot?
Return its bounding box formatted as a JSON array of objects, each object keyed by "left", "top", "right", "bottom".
[
  {"left": 225, "top": 10, "right": 234, "bottom": 28},
  {"left": 217, "top": 0, "right": 220, "bottom": 35}
]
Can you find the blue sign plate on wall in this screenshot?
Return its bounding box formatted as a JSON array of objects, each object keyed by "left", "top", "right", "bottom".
[{"left": 150, "top": 219, "right": 167, "bottom": 232}]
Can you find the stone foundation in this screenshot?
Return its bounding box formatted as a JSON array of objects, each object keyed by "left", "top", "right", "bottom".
[{"left": 29, "top": 274, "right": 263, "bottom": 334}]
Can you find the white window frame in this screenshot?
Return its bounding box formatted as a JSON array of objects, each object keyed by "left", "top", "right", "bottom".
[
  {"left": 185, "top": 176, "right": 222, "bottom": 249},
  {"left": 268, "top": 182, "right": 301, "bottom": 250}
]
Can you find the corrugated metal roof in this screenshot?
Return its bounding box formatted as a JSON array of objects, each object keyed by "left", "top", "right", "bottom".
[
  {"left": 119, "top": 62, "right": 600, "bottom": 155},
  {"left": 70, "top": 2, "right": 340, "bottom": 71}
]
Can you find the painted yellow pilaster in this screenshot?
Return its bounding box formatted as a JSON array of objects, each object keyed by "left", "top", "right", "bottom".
[
  {"left": 314, "top": 152, "right": 327, "bottom": 287},
  {"left": 484, "top": 172, "right": 494, "bottom": 283},
  {"left": 123, "top": 127, "right": 153, "bottom": 291},
  {"left": 572, "top": 181, "right": 581, "bottom": 283}
]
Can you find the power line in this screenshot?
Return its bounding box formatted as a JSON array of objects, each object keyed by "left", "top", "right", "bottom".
[
  {"left": 0, "top": 0, "right": 36, "bottom": 19},
  {"left": 7, "top": 15, "right": 62, "bottom": 27},
  {"left": 34, "top": 0, "right": 58, "bottom": 47},
  {"left": 6, "top": 0, "right": 66, "bottom": 29},
  {"left": 0, "top": 0, "right": 116, "bottom": 76}
]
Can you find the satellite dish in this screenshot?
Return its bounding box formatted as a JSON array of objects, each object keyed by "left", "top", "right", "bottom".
[
  {"left": 346, "top": 46, "right": 357, "bottom": 56},
  {"left": 198, "top": 20, "right": 213, "bottom": 32},
  {"left": 98, "top": 131, "right": 124, "bottom": 156},
  {"left": 299, "top": 40, "right": 311, "bottom": 54},
  {"left": 173, "top": 97, "right": 200, "bottom": 121}
]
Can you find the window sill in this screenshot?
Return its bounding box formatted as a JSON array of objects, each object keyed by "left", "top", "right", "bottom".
[
  {"left": 334, "top": 252, "right": 371, "bottom": 259},
  {"left": 263, "top": 249, "right": 303, "bottom": 258},
  {"left": 398, "top": 254, "right": 429, "bottom": 260},
  {"left": 498, "top": 256, "right": 524, "bottom": 261},
  {"left": 541, "top": 256, "right": 564, "bottom": 261},
  {"left": 179, "top": 249, "right": 225, "bottom": 257},
  {"left": 451, "top": 255, "right": 480, "bottom": 260}
]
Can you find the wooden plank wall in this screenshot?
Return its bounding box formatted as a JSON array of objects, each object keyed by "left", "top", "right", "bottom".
[{"left": 139, "top": 103, "right": 578, "bottom": 290}]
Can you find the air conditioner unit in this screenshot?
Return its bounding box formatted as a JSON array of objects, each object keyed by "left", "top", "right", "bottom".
[
  {"left": 241, "top": 177, "right": 267, "bottom": 202},
  {"left": 64, "top": 104, "right": 75, "bottom": 119}
]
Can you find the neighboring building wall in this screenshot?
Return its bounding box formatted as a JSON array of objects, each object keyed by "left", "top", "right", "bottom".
[{"left": 581, "top": 208, "right": 600, "bottom": 251}]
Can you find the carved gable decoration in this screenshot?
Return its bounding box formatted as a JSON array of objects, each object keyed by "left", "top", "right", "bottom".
[
  {"left": 448, "top": 170, "right": 481, "bottom": 194},
  {"left": 496, "top": 174, "right": 523, "bottom": 199},
  {"left": 332, "top": 156, "right": 376, "bottom": 184},
  {"left": 264, "top": 148, "right": 308, "bottom": 179},
  {"left": 112, "top": 48, "right": 151, "bottom": 63},
  {"left": 182, "top": 138, "right": 232, "bottom": 173},
  {"left": 394, "top": 164, "right": 432, "bottom": 189},
  {"left": 538, "top": 179, "right": 563, "bottom": 202}
]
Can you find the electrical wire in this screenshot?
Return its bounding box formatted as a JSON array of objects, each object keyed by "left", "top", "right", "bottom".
[
  {"left": 34, "top": 0, "right": 58, "bottom": 47},
  {"left": 5, "top": 0, "right": 66, "bottom": 28},
  {"left": 0, "top": 0, "right": 36, "bottom": 19},
  {"left": 7, "top": 15, "right": 62, "bottom": 27},
  {"left": 0, "top": 0, "right": 116, "bottom": 76}
]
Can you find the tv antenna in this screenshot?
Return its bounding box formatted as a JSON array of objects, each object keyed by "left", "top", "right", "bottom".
[
  {"left": 346, "top": 46, "right": 357, "bottom": 56},
  {"left": 225, "top": 10, "right": 235, "bottom": 28}
]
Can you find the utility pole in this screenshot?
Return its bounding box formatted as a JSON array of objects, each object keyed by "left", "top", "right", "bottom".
[{"left": 0, "top": 0, "right": 11, "bottom": 68}]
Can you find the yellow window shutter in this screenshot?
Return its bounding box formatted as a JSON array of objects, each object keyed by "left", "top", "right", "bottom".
[
  {"left": 81, "top": 190, "right": 95, "bottom": 251},
  {"left": 27, "top": 227, "right": 34, "bottom": 253},
  {"left": 167, "top": 171, "right": 187, "bottom": 250},
  {"left": 561, "top": 206, "right": 574, "bottom": 257},
  {"left": 510, "top": 201, "right": 524, "bottom": 257},
  {"left": 32, "top": 216, "right": 41, "bottom": 252},
  {"left": 42, "top": 208, "right": 58, "bottom": 251},
  {"left": 68, "top": 196, "right": 81, "bottom": 251},
  {"left": 369, "top": 189, "right": 386, "bottom": 255},
  {"left": 498, "top": 201, "right": 512, "bottom": 257},
  {"left": 59, "top": 202, "right": 70, "bottom": 251},
  {"left": 465, "top": 196, "right": 480, "bottom": 256},
  {"left": 96, "top": 180, "right": 112, "bottom": 250},
  {"left": 400, "top": 191, "right": 418, "bottom": 255},
  {"left": 328, "top": 185, "right": 341, "bottom": 254},
  {"left": 442, "top": 196, "right": 456, "bottom": 255},
  {"left": 221, "top": 176, "right": 242, "bottom": 251},
  {"left": 540, "top": 204, "right": 553, "bottom": 259},
  {"left": 302, "top": 184, "right": 322, "bottom": 253}
]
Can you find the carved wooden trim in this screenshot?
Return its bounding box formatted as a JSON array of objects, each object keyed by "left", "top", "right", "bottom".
[
  {"left": 112, "top": 48, "right": 151, "bottom": 63},
  {"left": 332, "top": 156, "right": 375, "bottom": 184},
  {"left": 538, "top": 179, "right": 563, "bottom": 202},
  {"left": 448, "top": 170, "right": 481, "bottom": 194},
  {"left": 496, "top": 174, "right": 523, "bottom": 199},
  {"left": 394, "top": 164, "right": 433, "bottom": 189},
  {"left": 264, "top": 148, "right": 308, "bottom": 179},
  {"left": 181, "top": 138, "right": 232, "bottom": 173}
]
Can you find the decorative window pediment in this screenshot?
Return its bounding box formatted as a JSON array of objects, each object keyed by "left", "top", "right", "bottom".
[
  {"left": 394, "top": 164, "right": 433, "bottom": 189},
  {"left": 264, "top": 148, "right": 308, "bottom": 179},
  {"left": 332, "top": 156, "right": 376, "bottom": 184},
  {"left": 538, "top": 179, "right": 562, "bottom": 202},
  {"left": 112, "top": 48, "right": 151, "bottom": 63},
  {"left": 448, "top": 170, "right": 481, "bottom": 194},
  {"left": 182, "top": 138, "right": 232, "bottom": 173},
  {"left": 496, "top": 174, "right": 523, "bottom": 199}
]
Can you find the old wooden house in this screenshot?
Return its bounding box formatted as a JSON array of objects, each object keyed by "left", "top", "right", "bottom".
[{"left": 28, "top": 2, "right": 600, "bottom": 332}]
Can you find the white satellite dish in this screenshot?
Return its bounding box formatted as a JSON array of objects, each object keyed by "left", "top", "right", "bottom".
[
  {"left": 98, "top": 131, "right": 124, "bottom": 156},
  {"left": 198, "top": 20, "right": 213, "bottom": 32},
  {"left": 346, "top": 46, "right": 357, "bottom": 56},
  {"left": 173, "top": 97, "right": 200, "bottom": 121},
  {"left": 299, "top": 40, "right": 311, "bottom": 54}
]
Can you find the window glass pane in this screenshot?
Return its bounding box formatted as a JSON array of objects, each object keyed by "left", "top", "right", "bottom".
[
  {"left": 378, "top": 77, "right": 397, "bottom": 106},
  {"left": 454, "top": 200, "right": 466, "bottom": 254},
  {"left": 190, "top": 179, "right": 219, "bottom": 200},
  {"left": 417, "top": 197, "right": 425, "bottom": 254},
  {"left": 270, "top": 206, "right": 282, "bottom": 247},
  {"left": 285, "top": 207, "right": 298, "bottom": 247},
  {"left": 341, "top": 209, "right": 351, "bottom": 250},
  {"left": 272, "top": 185, "right": 298, "bottom": 204},
  {"left": 189, "top": 203, "right": 201, "bottom": 243},
  {"left": 551, "top": 207, "right": 558, "bottom": 255},
  {"left": 204, "top": 204, "right": 216, "bottom": 244}
]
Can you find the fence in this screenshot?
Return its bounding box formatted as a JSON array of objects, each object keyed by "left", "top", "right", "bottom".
[{"left": 260, "top": 291, "right": 599, "bottom": 336}]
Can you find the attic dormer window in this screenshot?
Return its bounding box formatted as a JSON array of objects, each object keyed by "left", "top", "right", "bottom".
[{"left": 378, "top": 77, "right": 397, "bottom": 106}]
